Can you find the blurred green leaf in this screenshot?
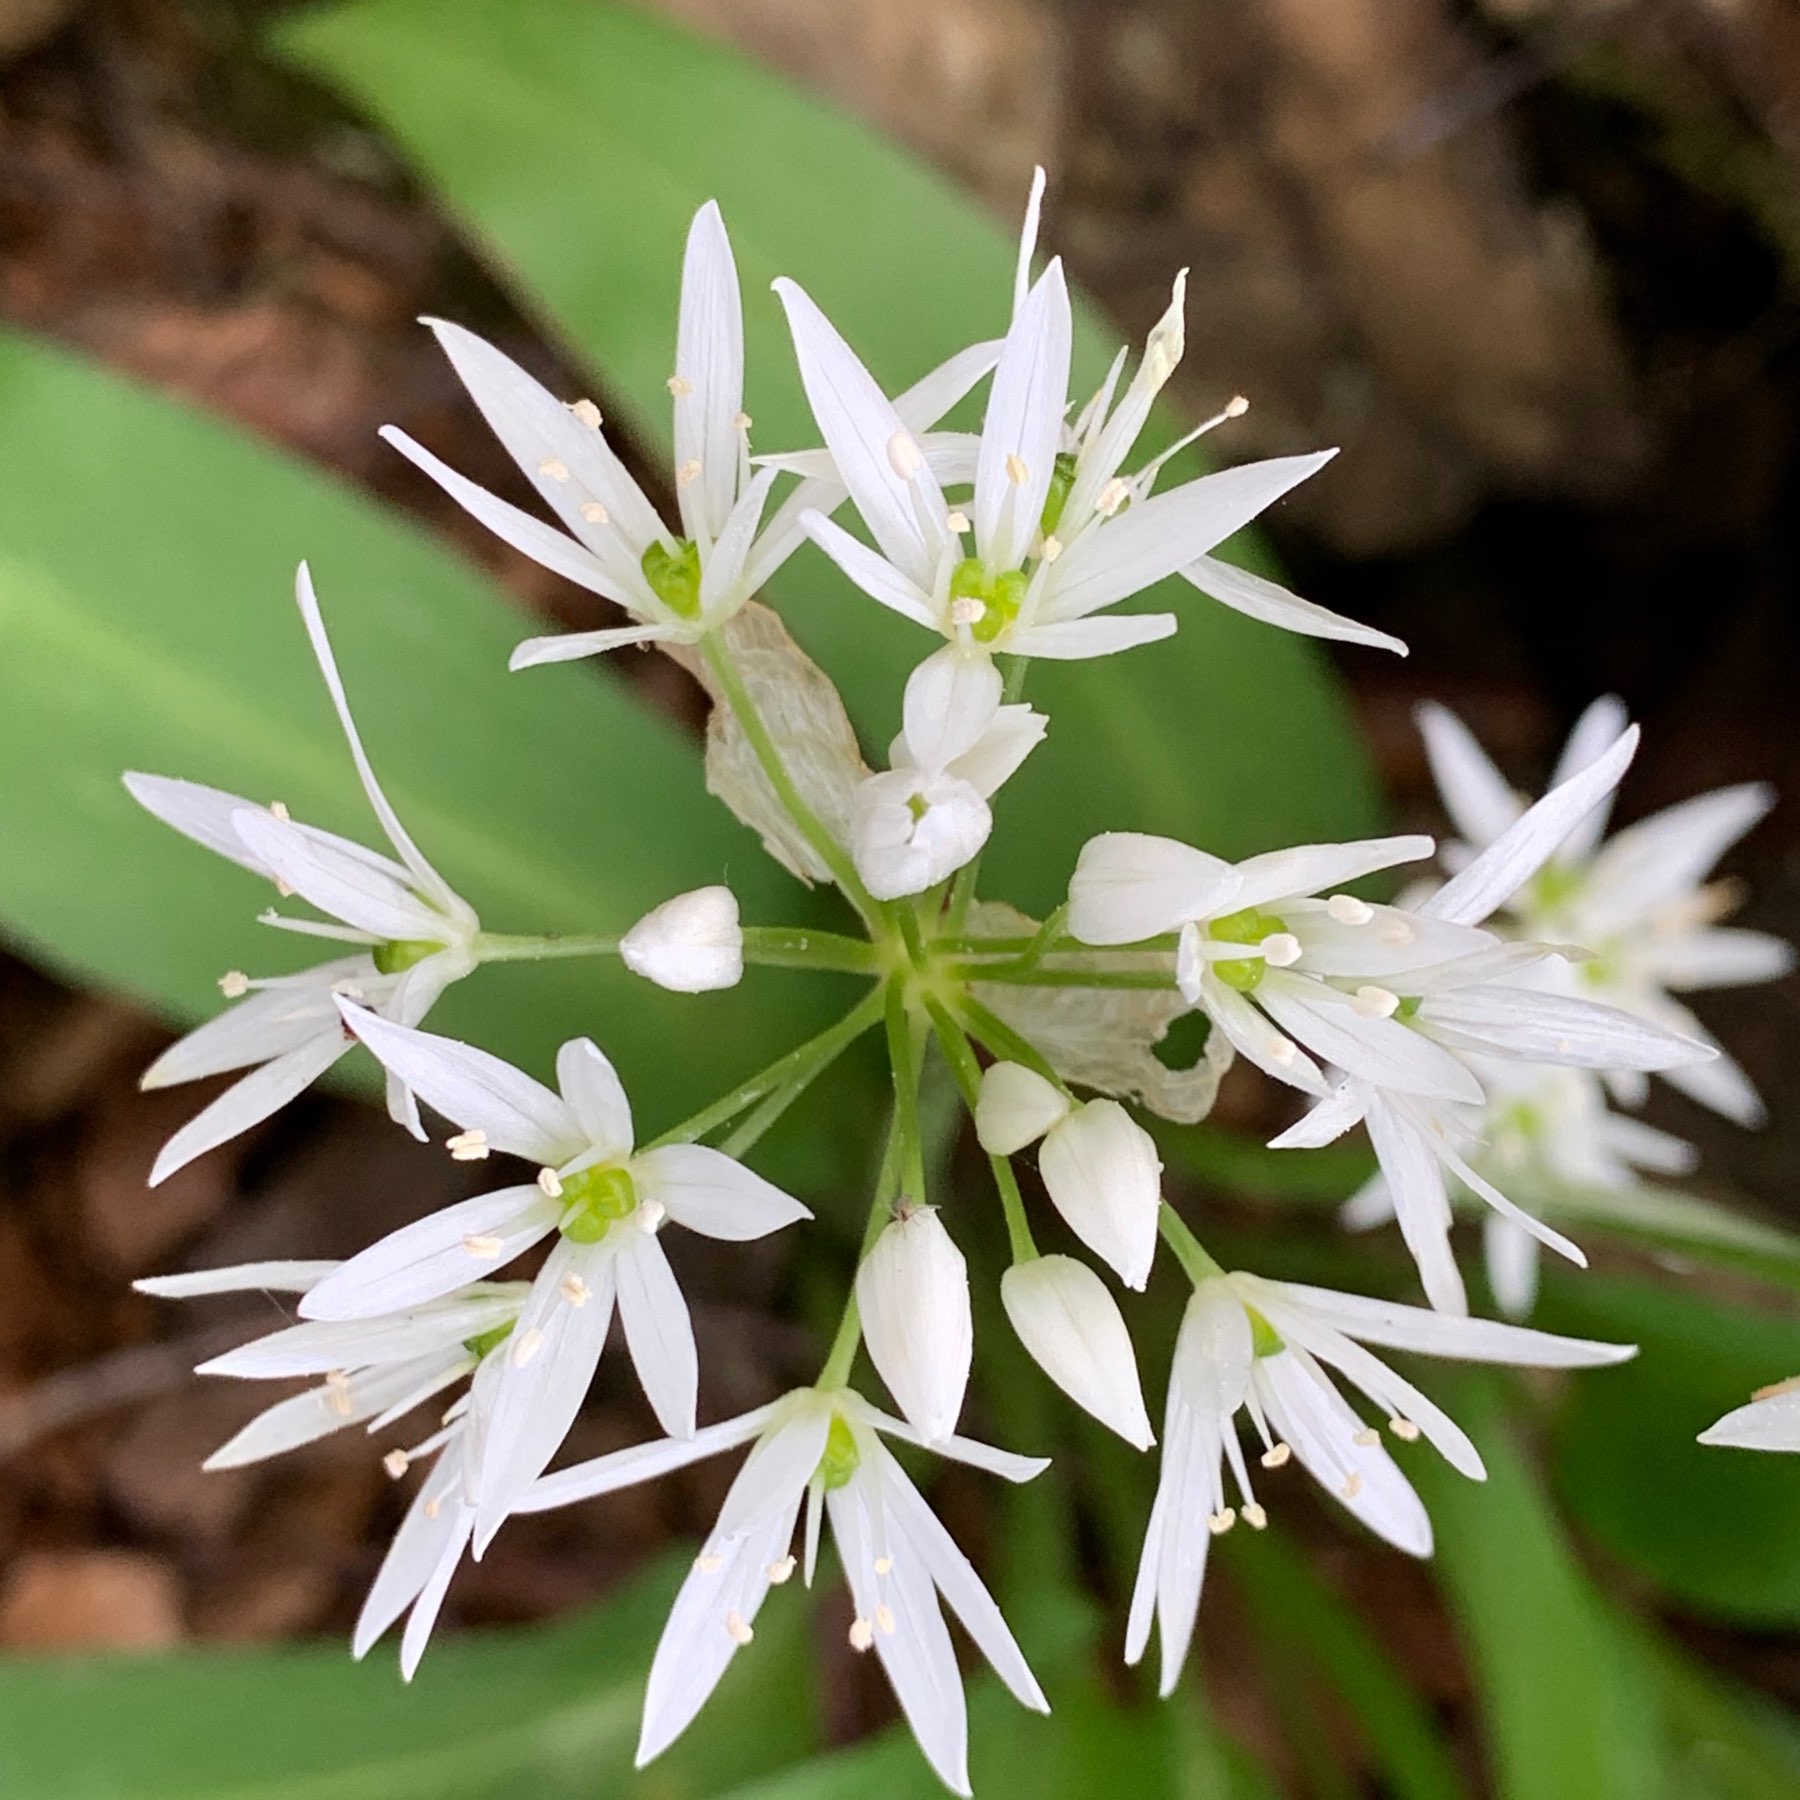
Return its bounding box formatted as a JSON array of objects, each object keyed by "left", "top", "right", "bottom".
[
  {"left": 0, "top": 1555, "right": 815, "bottom": 1798},
  {"left": 1230, "top": 1527, "right": 1469, "bottom": 1800},
  {"left": 0, "top": 328, "right": 860, "bottom": 1174},
  {"left": 1415, "top": 1375, "right": 1667, "bottom": 1800},
  {"left": 279, "top": 0, "right": 1383, "bottom": 914},
  {"left": 1540, "top": 1274, "right": 1800, "bottom": 1626},
  {"left": 1646, "top": 1624, "right": 1800, "bottom": 1798}
]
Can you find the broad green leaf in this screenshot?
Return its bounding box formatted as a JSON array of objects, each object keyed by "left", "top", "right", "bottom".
[
  {"left": 0, "top": 1555, "right": 816, "bottom": 1799},
  {"left": 279, "top": 0, "right": 1383, "bottom": 916},
  {"left": 1646, "top": 1623, "right": 1800, "bottom": 1798},
  {"left": 1230, "top": 1527, "right": 1469, "bottom": 1800},
  {"left": 1539, "top": 1274, "right": 1800, "bottom": 1626},
  {"left": 1414, "top": 1376, "right": 1667, "bottom": 1800},
  {"left": 0, "top": 328, "right": 857, "bottom": 1169}
]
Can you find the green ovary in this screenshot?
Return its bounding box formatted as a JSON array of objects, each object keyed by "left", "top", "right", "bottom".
[
  {"left": 642, "top": 538, "right": 703, "bottom": 621},
  {"left": 949, "top": 556, "right": 1029, "bottom": 645},
  {"left": 1246, "top": 1307, "right": 1285, "bottom": 1358},
  {"left": 464, "top": 1323, "right": 514, "bottom": 1360},
  {"left": 1526, "top": 859, "right": 1584, "bottom": 918},
  {"left": 559, "top": 1163, "right": 639, "bottom": 1244},
  {"left": 374, "top": 939, "right": 441, "bottom": 976},
  {"left": 1207, "top": 906, "right": 1290, "bottom": 995},
  {"left": 816, "top": 1413, "right": 861, "bottom": 1490},
  {"left": 1039, "top": 450, "right": 1078, "bottom": 536}
]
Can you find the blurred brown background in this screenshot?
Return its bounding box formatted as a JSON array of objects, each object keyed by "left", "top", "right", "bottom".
[{"left": 0, "top": 0, "right": 1793, "bottom": 1765}]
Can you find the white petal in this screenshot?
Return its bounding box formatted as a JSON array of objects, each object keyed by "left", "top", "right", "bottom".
[
  {"left": 1173, "top": 1281, "right": 1255, "bottom": 1417},
  {"left": 353, "top": 1454, "right": 469, "bottom": 1661},
  {"left": 1037, "top": 1101, "right": 1162, "bottom": 1290},
  {"left": 141, "top": 965, "right": 364, "bottom": 1088},
  {"left": 617, "top": 1233, "right": 699, "bottom": 1439},
  {"left": 620, "top": 886, "right": 745, "bottom": 994},
  {"left": 901, "top": 646, "right": 1003, "bottom": 771},
  {"left": 853, "top": 768, "right": 992, "bottom": 901},
  {"left": 946, "top": 702, "right": 1047, "bottom": 799},
  {"left": 554, "top": 1038, "right": 634, "bottom": 1161},
  {"left": 135, "top": 1260, "right": 337, "bottom": 1299},
  {"left": 857, "top": 1209, "right": 972, "bottom": 1443},
  {"left": 1256, "top": 972, "right": 1483, "bottom": 1103},
  {"left": 123, "top": 773, "right": 272, "bottom": 877},
  {"left": 1643, "top": 927, "right": 1794, "bottom": 992},
  {"left": 1422, "top": 726, "right": 1639, "bottom": 926},
  {"left": 1698, "top": 1388, "right": 1800, "bottom": 1453},
  {"left": 508, "top": 623, "right": 674, "bottom": 670},
  {"left": 698, "top": 468, "right": 778, "bottom": 619},
  {"left": 773, "top": 279, "right": 946, "bottom": 588},
  {"left": 1549, "top": 695, "right": 1632, "bottom": 860},
  {"left": 1044, "top": 452, "right": 1333, "bottom": 621},
  {"left": 341, "top": 1005, "right": 585, "bottom": 1166},
  {"left": 233, "top": 809, "right": 439, "bottom": 943},
  {"left": 975, "top": 260, "right": 1071, "bottom": 570},
  {"left": 674, "top": 200, "right": 745, "bottom": 543},
  {"left": 1003, "top": 1256, "right": 1153, "bottom": 1448},
  {"left": 896, "top": 340, "right": 1006, "bottom": 433},
  {"left": 1586, "top": 782, "right": 1777, "bottom": 930},
  {"left": 149, "top": 1031, "right": 347, "bottom": 1187},
  {"left": 860, "top": 1404, "right": 1051, "bottom": 1484},
  {"left": 1415, "top": 703, "right": 1524, "bottom": 852},
  {"left": 1483, "top": 1216, "right": 1540, "bottom": 1319},
  {"left": 713, "top": 1406, "right": 834, "bottom": 1541},
  {"left": 1012, "top": 167, "right": 1046, "bottom": 315},
  {"left": 1200, "top": 977, "right": 1329, "bottom": 1096},
  {"left": 1227, "top": 836, "right": 1436, "bottom": 911},
  {"left": 1422, "top": 986, "right": 1713, "bottom": 1072},
  {"left": 798, "top": 510, "right": 940, "bottom": 630},
  {"left": 1067, "top": 832, "right": 1238, "bottom": 945},
  {"left": 1184, "top": 554, "right": 1407, "bottom": 655},
  {"left": 199, "top": 1291, "right": 521, "bottom": 1379},
  {"left": 1268, "top": 1081, "right": 1370, "bottom": 1149},
  {"left": 398, "top": 1503, "right": 473, "bottom": 1680},
  {"left": 974, "top": 1061, "right": 1070, "bottom": 1155},
  {"left": 1363, "top": 1096, "right": 1466, "bottom": 1315},
  {"left": 298, "top": 1188, "right": 560, "bottom": 1321},
  {"left": 630, "top": 1144, "right": 811, "bottom": 1241},
  {"left": 1004, "top": 613, "right": 1178, "bottom": 660},
  {"left": 516, "top": 1404, "right": 781, "bottom": 1513}
]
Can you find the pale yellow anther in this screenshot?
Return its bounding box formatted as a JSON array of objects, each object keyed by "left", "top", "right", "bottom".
[
  {"left": 579, "top": 500, "right": 610, "bottom": 525},
  {"left": 329, "top": 978, "right": 365, "bottom": 1001},
  {"left": 568, "top": 398, "right": 602, "bottom": 429},
  {"left": 1097, "top": 477, "right": 1131, "bottom": 516},
  {"left": 732, "top": 411, "right": 753, "bottom": 433},
  {"left": 1207, "top": 1508, "right": 1237, "bottom": 1535},
  {"left": 949, "top": 597, "right": 986, "bottom": 628},
  {"left": 538, "top": 457, "right": 571, "bottom": 482},
  {"left": 447, "top": 1129, "right": 490, "bottom": 1162},
  {"left": 767, "top": 1556, "right": 796, "bottom": 1584},
  {"left": 1379, "top": 918, "right": 1416, "bottom": 947},
  {"left": 676, "top": 459, "right": 702, "bottom": 487},
  {"left": 269, "top": 801, "right": 291, "bottom": 822},
  {"left": 1260, "top": 932, "right": 1302, "bottom": 968},
  {"left": 1341, "top": 1471, "right": 1364, "bottom": 1500},
  {"left": 511, "top": 1326, "right": 545, "bottom": 1368},
  {"left": 219, "top": 970, "right": 250, "bottom": 999},
  {"left": 462, "top": 1233, "right": 505, "bottom": 1260},
  {"left": 873, "top": 1555, "right": 894, "bottom": 1576},
  {"left": 725, "top": 1610, "right": 754, "bottom": 1646},
  {"left": 1269, "top": 1037, "right": 1299, "bottom": 1067},
  {"left": 887, "top": 431, "right": 923, "bottom": 480},
  {"left": 1353, "top": 985, "right": 1400, "bottom": 1020},
  {"left": 1752, "top": 1374, "right": 1800, "bottom": 1402},
  {"left": 1353, "top": 1427, "right": 1380, "bottom": 1447},
  {"left": 324, "top": 1370, "right": 355, "bottom": 1418},
  {"left": 560, "top": 1272, "right": 592, "bottom": 1307},
  {"left": 1242, "top": 1502, "right": 1268, "bottom": 1530},
  {"left": 1041, "top": 534, "right": 1063, "bottom": 562},
  {"left": 383, "top": 1449, "right": 410, "bottom": 1480},
  {"left": 694, "top": 1552, "right": 724, "bottom": 1574},
  {"left": 638, "top": 1198, "right": 667, "bottom": 1234},
  {"left": 875, "top": 1604, "right": 897, "bottom": 1636},
  {"left": 424, "top": 1497, "right": 441, "bottom": 1519},
  {"left": 1225, "top": 394, "right": 1250, "bottom": 419},
  {"left": 274, "top": 877, "right": 296, "bottom": 899},
  {"left": 945, "top": 509, "right": 971, "bottom": 534},
  {"left": 1005, "top": 452, "right": 1030, "bottom": 486},
  {"left": 1261, "top": 1443, "right": 1292, "bottom": 1469},
  {"left": 848, "top": 1618, "right": 875, "bottom": 1652},
  {"left": 667, "top": 374, "right": 694, "bottom": 397},
  {"left": 1389, "top": 1416, "right": 1421, "bottom": 1441},
  {"left": 1327, "top": 893, "right": 1374, "bottom": 925},
  {"left": 537, "top": 1167, "right": 564, "bottom": 1199}
]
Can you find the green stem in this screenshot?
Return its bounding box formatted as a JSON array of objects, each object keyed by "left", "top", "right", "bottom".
[
  {"left": 644, "top": 985, "right": 884, "bottom": 1149},
  {"left": 474, "top": 931, "right": 620, "bottom": 963},
  {"left": 739, "top": 926, "right": 880, "bottom": 974},
  {"left": 701, "top": 635, "right": 883, "bottom": 932},
  {"left": 817, "top": 1112, "right": 905, "bottom": 1389},
  {"left": 1159, "top": 1200, "right": 1225, "bottom": 1285},
  {"left": 926, "top": 998, "right": 1038, "bottom": 1263},
  {"left": 934, "top": 932, "right": 1182, "bottom": 958},
  {"left": 953, "top": 993, "right": 1070, "bottom": 1095},
  {"left": 952, "top": 963, "right": 1176, "bottom": 991},
  {"left": 884, "top": 977, "right": 928, "bottom": 1203}
]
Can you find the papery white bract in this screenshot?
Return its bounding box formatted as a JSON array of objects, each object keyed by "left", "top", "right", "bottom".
[
  {"left": 516, "top": 1387, "right": 1049, "bottom": 1797},
  {"left": 1699, "top": 1376, "right": 1800, "bottom": 1453},
  {"left": 315, "top": 1005, "right": 810, "bottom": 1548},
  {"left": 1001, "top": 1254, "right": 1154, "bottom": 1449},
  {"left": 620, "top": 885, "right": 744, "bottom": 993},
  {"left": 1128, "top": 1271, "right": 1634, "bottom": 1691},
  {"left": 125, "top": 565, "right": 481, "bottom": 1184}
]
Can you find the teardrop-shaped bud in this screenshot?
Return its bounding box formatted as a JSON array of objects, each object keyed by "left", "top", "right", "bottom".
[
  {"left": 1037, "top": 1100, "right": 1162, "bottom": 1290},
  {"left": 975, "top": 1061, "right": 1070, "bottom": 1156},
  {"left": 620, "top": 885, "right": 743, "bottom": 993},
  {"left": 855, "top": 1206, "right": 971, "bottom": 1443},
  {"left": 1002, "top": 1255, "right": 1153, "bottom": 1448}
]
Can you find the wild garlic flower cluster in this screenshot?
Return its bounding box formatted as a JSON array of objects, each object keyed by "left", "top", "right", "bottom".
[{"left": 128, "top": 174, "right": 1789, "bottom": 1794}]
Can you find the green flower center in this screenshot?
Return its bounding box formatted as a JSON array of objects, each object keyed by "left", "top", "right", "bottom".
[
  {"left": 1207, "top": 907, "right": 1290, "bottom": 995},
  {"left": 558, "top": 1163, "right": 639, "bottom": 1244},
  {"left": 949, "top": 556, "right": 1029, "bottom": 645},
  {"left": 815, "top": 1413, "right": 861, "bottom": 1491},
  {"left": 373, "top": 939, "right": 441, "bottom": 976},
  {"left": 642, "top": 538, "right": 703, "bottom": 621},
  {"left": 464, "top": 1323, "right": 514, "bottom": 1360},
  {"left": 1526, "top": 859, "right": 1583, "bottom": 918},
  {"left": 1039, "top": 450, "right": 1078, "bottom": 537},
  {"left": 1394, "top": 994, "right": 1423, "bottom": 1023},
  {"left": 1246, "top": 1306, "right": 1285, "bottom": 1358}
]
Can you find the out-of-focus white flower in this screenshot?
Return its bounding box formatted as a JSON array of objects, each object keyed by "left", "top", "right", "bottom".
[
  {"left": 851, "top": 649, "right": 1046, "bottom": 900},
  {"left": 1128, "top": 1271, "right": 1634, "bottom": 1692},
  {"left": 1001, "top": 1254, "right": 1154, "bottom": 1449},
  {"left": 314, "top": 1005, "right": 810, "bottom": 1548},
  {"left": 620, "top": 885, "right": 744, "bottom": 993},
  {"left": 1699, "top": 1376, "right": 1800, "bottom": 1453},
  {"left": 385, "top": 203, "right": 999, "bottom": 669},
  {"left": 856, "top": 1206, "right": 973, "bottom": 1443},
  {"left": 975, "top": 1060, "right": 1070, "bottom": 1155},
  {"left": 1035, "top": 1099, "right": 1163, "bottom": 1291},
  {"left": 516, "top": 1387, "right": 1049, "bottom": 1797},
  {"left": 125, "top": 565, "right": 480, "bottom": 1184},
  {"left": 1419, "top": 697, "right": 1792, "bottom": 1125},
  {"left": 774, "top": 172, "right": 1341, "bottom": 669}
]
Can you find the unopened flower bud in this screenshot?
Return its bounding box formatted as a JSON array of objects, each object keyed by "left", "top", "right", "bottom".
[
  {"left": 1001, "top": 1255, "right": 1153, "bottom": 1449},
  {"left": 975, "top": 1061, "right": 1069, "bottom": 1156},
  {"left": 855, "top": 1206, "right": 971, "bottom": 1443},
  {"left": 620, "top": 886, "right": 743, "bottom": 993},
  {"left": 1038, "top": 1100, "right": 1162, "bottom": 1290}
]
